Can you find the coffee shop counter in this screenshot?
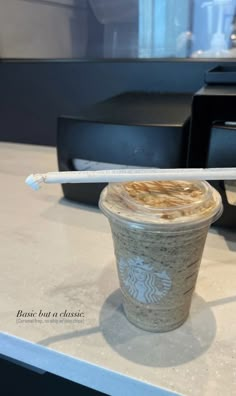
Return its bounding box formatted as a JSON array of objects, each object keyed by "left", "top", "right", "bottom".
[{"left": 0, "top": 143, "right": 235, "bottom": 396}]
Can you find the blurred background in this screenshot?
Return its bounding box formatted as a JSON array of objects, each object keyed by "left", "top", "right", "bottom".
[
  {"left": 1, "top": 0, "right": 236, "bottom": 59},
  {"left": 1, "top": 1, "right": 236, "bottom": 146}
]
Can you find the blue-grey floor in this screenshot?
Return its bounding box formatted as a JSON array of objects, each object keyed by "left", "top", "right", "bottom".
[{"left": 0, "top": 356, "right": 108, "bottom": 396}]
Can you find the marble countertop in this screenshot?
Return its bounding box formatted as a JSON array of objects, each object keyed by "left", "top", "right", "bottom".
[{"left": 0, "top": 142, "right": 235, "bottom": 396}]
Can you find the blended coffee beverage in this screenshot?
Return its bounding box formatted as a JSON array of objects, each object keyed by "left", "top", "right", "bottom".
[{"left": 99, "top": 180, "right": 223, "bottom": 332}]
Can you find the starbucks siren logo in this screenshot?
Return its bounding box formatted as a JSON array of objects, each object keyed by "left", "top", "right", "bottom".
[{"left": 118, "top": 257, "right": 172, "bottom": 304}]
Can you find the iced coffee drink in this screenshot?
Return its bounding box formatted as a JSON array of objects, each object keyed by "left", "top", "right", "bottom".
[{"left": 99, "top": 180, "right": 222, "bottom": 332}]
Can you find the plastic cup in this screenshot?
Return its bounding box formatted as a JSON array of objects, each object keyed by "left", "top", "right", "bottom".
[{"left": 99, "top": 180, "right": 223, "bottom": 332}]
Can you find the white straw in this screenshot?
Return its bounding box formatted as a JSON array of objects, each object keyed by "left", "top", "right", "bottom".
[{"left": 25, "top": 168, "right": 236, "bottom": 191}]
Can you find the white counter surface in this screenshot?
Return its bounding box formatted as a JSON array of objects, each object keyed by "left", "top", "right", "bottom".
[{"left": 0, "top": 142, "right": 235, "bottom": 396}]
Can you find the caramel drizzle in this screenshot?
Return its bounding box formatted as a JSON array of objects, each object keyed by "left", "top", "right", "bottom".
[{"left": 124, "top": 181, "right": 204, "bottom": 209}]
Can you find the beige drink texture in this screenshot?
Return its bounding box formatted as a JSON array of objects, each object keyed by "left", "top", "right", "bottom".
[{"left": 99, "top": 180, "right": 222, "bottom": 332}]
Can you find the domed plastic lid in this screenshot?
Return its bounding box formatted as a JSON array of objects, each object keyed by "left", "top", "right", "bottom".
[{"left": 99, "top": 180, "right": 223, "bottom": 229}]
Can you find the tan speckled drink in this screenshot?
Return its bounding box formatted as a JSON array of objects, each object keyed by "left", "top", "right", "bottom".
[{"left": 99, "top": 180, "right": 222, "bottom": 332}]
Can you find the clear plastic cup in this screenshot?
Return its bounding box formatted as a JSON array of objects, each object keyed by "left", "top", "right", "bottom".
[{"left": 99, "top": 180, "right": 223, "bottom": 332}]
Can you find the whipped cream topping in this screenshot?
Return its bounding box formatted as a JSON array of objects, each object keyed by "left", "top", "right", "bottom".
[
  {"left": 99, "top": 180, "right": 222, "bottom": 226},
  {"left": 123, "top": 181, "right": 204, "bottom": 208}
]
